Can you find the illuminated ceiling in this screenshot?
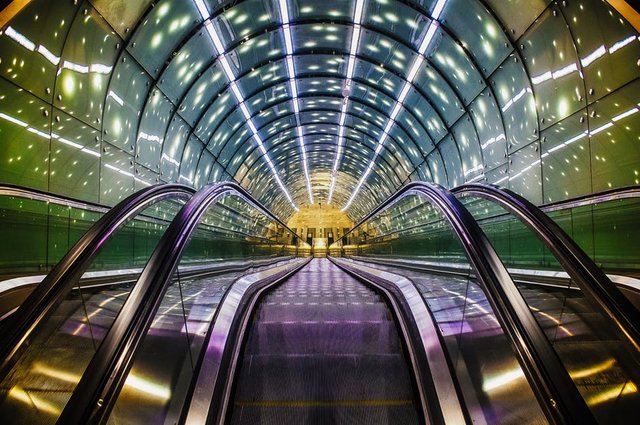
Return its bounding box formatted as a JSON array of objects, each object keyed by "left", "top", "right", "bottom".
[{"left": 0, "top": 0, "right": 639, "bottom": 221}]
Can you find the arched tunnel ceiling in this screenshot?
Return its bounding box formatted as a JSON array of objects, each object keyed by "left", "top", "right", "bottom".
[{"left": 0, "top": 0, "right": 639, "bottom": 222}]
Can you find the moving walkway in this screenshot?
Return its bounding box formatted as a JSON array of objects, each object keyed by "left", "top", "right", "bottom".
[{"left": 0, "top": 181, "right": 638, "bottom": 424}]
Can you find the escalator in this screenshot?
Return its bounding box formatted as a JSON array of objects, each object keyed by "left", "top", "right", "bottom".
[
  {"left": 1, "top": 181, "right": 639, "bottom": 424},
  {"left": 228, "top": 259, "right": 422, "bottom": 424}
]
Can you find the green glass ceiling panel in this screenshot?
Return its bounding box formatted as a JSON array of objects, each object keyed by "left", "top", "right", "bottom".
[
  {"left": 291, "top": 23, "right": 352, "bottom": 52},
  {"left": 484, "top": 0, "right": 551, "bottom": 39},
  {"left": 0, "top": 0, "right": 76, "bottom": 103},
  {"left": 426, "top": 147, "right": 448, "bottom": 185},
  {"left": 239, "top": 60, "right": 288, "bottom": 96},
  {"left": 213, "top": 0, "right": 279, "bottom": 45},
  {"left": 440, "top": 0, "right": 511, "bottom": 76},
  {"left": 291, "top": 0, "right": 355, "bottom": 21},
  {"left": 351, "top": 77, "right": 397, "bottom": 111},
  {"left": 194, "top": 149, "right": 214, "bottom": 188},
  {"left": 229, "top": 32, "right": 284, "bottom": 76},
  {"left": 251, "top": 103, "right": 293, "bottom": 130},
  {"left": 91, "top": 0, "right": 154, "bottom": 39},
  {"left": 507, "top": 140, "right": 542, "bottom": 204},
  {"left": 396, "top": 107, "right": 433, "bottom": 151},
  {"left": 490, "top": 53, "right": 538, "bottom": 152},
  {"left": 178, "top": 135, "right": 205, "bottom": 185},
  {"left": 244, "top": 82, "right": 289, "bottom": 113},
  {"left": 134, "top": 163, "right": 158, "bottom": 191},
  {"left": 160, "top": 115, "right": 190, "bottom": 182},
  {"left": 364, "top": 0, "right": 430, "bottom": 48},
  {"left": 346, "top": 103, "right": 385, "bottom": 129},
  {"left": 415, "top": 162, "right": 432, "bottom": 181},
  {"left": 127, "top": 0, "right": 201, "bottom": 78},
  {"left": 563, "top": 0, "right": 640, "bottom": 103},
  {"left": 195, "top": 91, "right": 235, "bottom": 142},
  {"left": 104, "top": 52, "right": 152, "bottom": 152},
  {"left": 359, "top": 29, "right": 415, "bottom": 79},
  {"left": 260, "top": 115, "right": 296, "bottom": 140},
  {"left": 217, "top": 121, "right": 253, "bottom": 166},
  {"left": 302, "top": 96, "right": 344, "bottom": 110},
  {"left": 0, "top": 77, "right": 50, "bottom": 190},
  {"left": 468, "top": 87, "right": 507, "bottom": 170},
  {"left": 158, "top": 27, "right": 216, "bottom": 104},
  {"left": 404, "top": 90, "right": 447, "bottom": 144},
  {"left": 430, "top": 30, "right": 485, "bottom": 104},
  {"left": 295, "top": 54, "right": 343, "bottom": 75},
  {"left": 251, "top": 102, "right": 291, "bottom": 132},
  {"left": 388, "top": 126, "right": 427, "bottom": 165},
  {"left": 521, "top": 5, "right": 585, "bottom": 130},
  {"left": 452, "top": 113, "right": 483, "bottom": 182},
  {"left": 438, "top": 134, "right": 463, "bottom": 186},
  {"left": 100, "top": 145, "right": 134, "bottom": 205},
  {"left": 136, "top": 88, "right": 175, "bottom": 170},
  {"left": 540, "top": 109, "right": 590, "bottom": 203},
  {"left": 209, "top": 161, "right": 227, "bottom": 183},
  {"left": 413, "top": 59, "right": 464, "bottom": 125},
  {"left": 485, "top": 163, "right": 507, "bottom": 186},
  {"left": 178, "top": 65, "right": 226, "bottom": 127},
  {"left": 50, "top": 109, "right": 101, "bottom": 202},
  {"left": 54, "top": 5, "right": 120, "bottom": 128},
  {"left": 208, "top": 109, "right": 248, "bottom": 156},
  {"left": 226, "top": 141, "right": 254, "bottom": 175},
  {"left": 589, "top": 79, "right": 640, "bottom": 192},
  {"left": 297, "top": 76, "right": 343, "bottom": 96},
  {"left": 300, "top": 110, "right": 340, "bottom": 127},
  {"left": 220, "top": 104, "right": 253, "bottom": 143}
]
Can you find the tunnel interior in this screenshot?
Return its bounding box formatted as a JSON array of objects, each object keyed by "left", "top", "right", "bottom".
[
  {"left": 0, "top": 0, "right": 638, "bottom": 225},
  {"left": 0, "top": 1, "right": 640, "bottom": 423}
]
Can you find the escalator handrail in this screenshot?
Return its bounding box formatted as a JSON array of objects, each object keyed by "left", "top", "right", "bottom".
[
  {"left": 454, "top": 183, "right": 640, "bottom": 351},
  {"left": 55, "top": 181, "right": 297, "bottom": 425},
  {"left": 0, "top": 183, "right": 110, "bottom": 213},
  {"left": 0, "top": 183, "right": 196, "bottom": 377},
  {"left": 331, "top": 181, "right": 595, "bottom": 424}
]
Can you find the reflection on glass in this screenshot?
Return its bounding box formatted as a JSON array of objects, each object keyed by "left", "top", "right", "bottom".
[
  {"left": 335, "top": 193, "right": 545, "bottom": 424},
  {"left": 0, "top": 197, "right": 187, "bottom": 424},
  {"left": 107, "top": 193, "right": 298, "bottom": 424}
]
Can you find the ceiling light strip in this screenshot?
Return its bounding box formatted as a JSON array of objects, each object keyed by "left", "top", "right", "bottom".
[
  {"left": 327, "top": 0, "right": 366, "bottom": 204},
  {"left": 279, "top": 0, "right": 314, "bottom": 204},
  {"left": 342, "top": 0, "right": 447, "bottom": 212},
  {"left": 194, "top": 0, "right": 297, "bottom": 209}
]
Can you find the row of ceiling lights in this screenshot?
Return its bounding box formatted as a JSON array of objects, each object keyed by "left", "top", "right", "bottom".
[{"left": 198, "top": 0, "right": 448, "bottom": 215}]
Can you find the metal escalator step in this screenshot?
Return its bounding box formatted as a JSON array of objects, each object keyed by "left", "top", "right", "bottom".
[
  {"left": 230, "top": 402, "right": 420, "bottom": 425},
  {"left": 234, "top": 353, "right": 416, "bottom": 401},
  {"left": 245, "top": 321, "right": 400, "bottom": 355}
]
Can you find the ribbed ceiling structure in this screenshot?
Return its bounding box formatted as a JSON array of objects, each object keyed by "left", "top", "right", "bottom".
[{"left": 0, "top": 0, "right": 639, "bottom": 221}]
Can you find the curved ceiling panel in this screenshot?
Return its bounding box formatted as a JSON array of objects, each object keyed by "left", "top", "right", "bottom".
[{"left": 0, "top": 0, "right": 638, "bottom": 222}]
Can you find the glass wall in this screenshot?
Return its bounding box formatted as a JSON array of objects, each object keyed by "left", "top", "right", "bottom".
[
  {"left": 0, "top": 189, "right": 299, "bottom": 424},
  {"left": 335, "top": 190, "right": 640, "bottom": 424}
]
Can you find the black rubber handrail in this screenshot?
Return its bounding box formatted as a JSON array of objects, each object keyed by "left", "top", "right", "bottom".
[
  {"left": 0, "top": 183, "right": 195, "bottom": 378},
  {"left": 55, "top": 182, "right": 298, "bottom": 425},
  {"left": 331, "top": 181, "right": 595, "bottom": 424},
  {"left": 453, "top": 183, "right": 640, "bottom": 351}
]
